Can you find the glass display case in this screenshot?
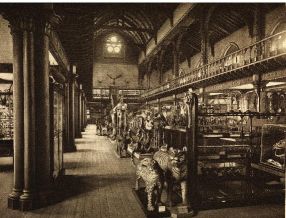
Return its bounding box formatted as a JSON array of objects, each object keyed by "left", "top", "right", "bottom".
[
  {"left": 260, "top": 124, "right": 286, "bottom": 171},
  {"left": 0, "top": 83, "right": 13, "bottom": 156},
  {"left": 52, "top": 87, "right": 64, "bottom": 178},
  {"left": 0, "top": 83, "right": 13, "bottom": 139}
]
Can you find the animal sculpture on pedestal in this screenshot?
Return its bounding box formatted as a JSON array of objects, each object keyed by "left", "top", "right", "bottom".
[
  {"left": 153, "top": 147, "right": 188, "bottom": 207},
  {"left": 135, "top": 158, "right": 164, "bottom": 211}
]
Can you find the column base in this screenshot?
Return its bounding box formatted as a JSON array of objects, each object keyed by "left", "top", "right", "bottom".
[
  {"left": 19, "top": 191, "right": 35, "bottom": 211},
  {"left": 64, "top": 143, "right": 77, "bottom": 153},
  {"left": 19, "top": 189, "right": 55, "bottom": 211},
  {"left": 8, "top": 189, "right": 22, "bottom": 209},
  {"left": 75, "top": 133, "right": 82, "bottom": 138}
]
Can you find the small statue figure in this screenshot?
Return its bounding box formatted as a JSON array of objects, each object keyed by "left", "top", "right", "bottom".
[
  {"left": 153, "top": 147, "right": 188, "bottom": 207},
  {"left": 135, "top": 158, "right": 164, "bottom": 211}
]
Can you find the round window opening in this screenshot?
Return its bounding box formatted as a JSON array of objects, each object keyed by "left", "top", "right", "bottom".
[{"left": 106, "top": 35, "right": 122, "bottom": 54}]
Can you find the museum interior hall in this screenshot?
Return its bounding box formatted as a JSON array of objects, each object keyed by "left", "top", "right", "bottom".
[{"left": 0, "top": 3, "right": 285, "bottom": 218}]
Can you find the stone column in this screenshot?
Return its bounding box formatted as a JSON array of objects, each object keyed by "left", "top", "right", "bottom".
[
  {"left": 78, "top": 85, "right": 82, "bottom": 137},
  {"left": 84, "top": 97, "right": 86, "bottom": 127},
  {"left": 83, "top": 95, "right": 86, "bottom": 129},
  {"left": 74, "top": 82, "right": 80, "bottom": 138},
  {"left": 82, "top": 95, "right": 85, "bottom": 129},
  {"left": 19, "top": 20, "right": 36, "bottom": 210},
  {"left": 63, "top": 81, "right": 70, "bottom": 152},
  {"left": 5, "top": 6, "right": 60, "bottom": 210},
  {"left": 68, "top": 71, "right": 76, "bottom": 151},
  {"left": 81, "top": 93, "right": 84, "bottom": 131},
  {"left": 8, "top": 18, "right": 25, "bottom": 209}
]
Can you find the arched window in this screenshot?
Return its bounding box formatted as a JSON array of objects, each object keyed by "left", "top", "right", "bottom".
[
  {"left": 104, "top": 34, "right": 124, "bottom": 58},
  {"left": 271, "top": 19, "right": 286, "bottom": 35},
  {"left": 270, "top": 19, "right": 286, "bottom": 54},
  {"left": 223, "top": 42, "right": 240, "bottom": 67}
]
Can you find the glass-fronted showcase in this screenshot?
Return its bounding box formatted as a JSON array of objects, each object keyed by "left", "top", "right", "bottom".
[
  {"left": 52, "top": 87, "right": 64, "bottom": 178},
  {"left": 0, "top": 82, "right": 13, "bottom": 156}
]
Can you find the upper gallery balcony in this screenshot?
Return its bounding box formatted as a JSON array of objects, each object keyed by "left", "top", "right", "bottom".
[
  {"left": 142, "top": 30, "right": 286, "bottom": 99},
  {"left": 92, "top": 88, "right": 145, "bottom": 102}
]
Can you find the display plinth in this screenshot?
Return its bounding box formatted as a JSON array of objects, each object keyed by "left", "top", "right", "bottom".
[
  {"left": 133, "top": 186, "right": 194, "bottom": 218},
  {"left": 132, "top": 188, "right": 171, "bottom": 218},
  {"left": 170, "top": 206, "right": 195, "bottom": 218}
]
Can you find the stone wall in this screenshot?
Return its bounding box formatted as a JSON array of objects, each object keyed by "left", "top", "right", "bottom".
[
  {"left": 0, "top": 15, "right": 13, "bottom": 64},
  {"left": 93, "top": 34, "right": 140, "bottom": 89}
]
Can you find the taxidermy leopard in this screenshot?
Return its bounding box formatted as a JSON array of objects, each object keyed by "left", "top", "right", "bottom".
[
  {"left": 153, "top": 147, "right": 188, "bottom": 207},
  {"left": 135, "top": 158, "right": 164, "bottom": 211}
]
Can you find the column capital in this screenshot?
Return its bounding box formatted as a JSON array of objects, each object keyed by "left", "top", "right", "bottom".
[{"left": 3, "top": 5, "right": 61, "bottom": 36}]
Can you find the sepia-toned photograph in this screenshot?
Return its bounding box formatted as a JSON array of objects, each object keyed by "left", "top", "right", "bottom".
[{"left": 0, "top": 1, "right": 285, "bottom": 217}]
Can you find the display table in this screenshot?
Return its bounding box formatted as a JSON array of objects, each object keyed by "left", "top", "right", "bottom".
[
  {"left": 251, "top": 162, "right": 285, "bottom": 177},
  {"left": 163, "top": 126, "right": 187, "bottom": 149}
]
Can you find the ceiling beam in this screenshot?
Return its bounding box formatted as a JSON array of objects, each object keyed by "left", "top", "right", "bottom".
[
  {"left": 186, "top": 42, "right": 200, "bottom": 52},
  {"left": 99, "top": 25, "right": 154, "bottom": 34},
  {"left": 211, "top": 23, "right": 230, "bottom": 35}
]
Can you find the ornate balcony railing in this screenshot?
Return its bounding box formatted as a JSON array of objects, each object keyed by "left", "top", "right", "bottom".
[
  {"left": 142, "top": 30, "right": 286, "bottom": 99},
  {"left": 93, "top": 88, "right": 145, "bottom": 100}
]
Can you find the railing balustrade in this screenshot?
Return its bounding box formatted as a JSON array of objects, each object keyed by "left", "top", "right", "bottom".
[
  {"left": 142, "top": 30, "right": 286, "bottom": 98},
  {"left": 93, "top": 88, "right": 145, "bottom": 99}
]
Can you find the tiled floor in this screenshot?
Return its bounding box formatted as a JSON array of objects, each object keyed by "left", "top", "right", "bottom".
[{"left": 0, "top": 125, "right": 284, "bottom": 218}]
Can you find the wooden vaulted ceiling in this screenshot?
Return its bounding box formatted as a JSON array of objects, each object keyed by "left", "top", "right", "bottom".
[
  {"left": 53, "top": 3, "right": 178, "bottom": 99},
  {"left": 165, "top": 3, "right": 281, "bottom": 70}
]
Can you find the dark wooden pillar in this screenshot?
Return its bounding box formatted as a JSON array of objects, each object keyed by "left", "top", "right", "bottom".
[
  {"left": 253, "top": 4, "right": 265, "bottom": 59},
  {"left": 253, "top": 4, "right": 265, "bottom": 42},
  {"left": 172, "top": 42, "right": 179, "bottom": 77},
  {"left": 156, "top": 51, "right": 165, "bottom": 85},
  {"left": 200, "top": 16, "right": 209, "bottom": 65},
  {"left": 253, "top": 74, "right": 267, "bottom": 113},
  {"left": 199, "top": 87, "right": 208, "bottom": 105},
  {"left": 157, "top": 98, "right": 161, "bottom": 113},
  {"left": 186, "top": 92, "right": 198, "bottom": 210}
]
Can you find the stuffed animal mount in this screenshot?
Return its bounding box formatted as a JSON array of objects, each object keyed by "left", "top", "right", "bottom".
[
  {"left": 135, "top": 147, "right": 193, "bottom": 215},
  {"left": 135, "top": 158, "right": 164, "bottom": 211},
  {"left": 153, "top": 147, "right": 189, "bottom": 208}
]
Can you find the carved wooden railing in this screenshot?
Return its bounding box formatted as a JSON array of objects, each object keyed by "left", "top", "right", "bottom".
[
  {"left": 142, "top": 30, "right": 286, "bottom": 98},
  {"left": 93, "top": 88, "right": 145, "bottom": 99}
]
